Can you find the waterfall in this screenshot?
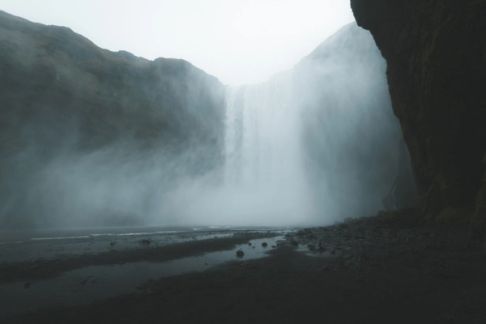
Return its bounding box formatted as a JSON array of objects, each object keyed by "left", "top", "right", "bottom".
[
  {"left": 162, "top": 24, "right": 410, "bottom": 227},
  {"left": 222, "top": 73, "right": 315, "bottom": 225}
]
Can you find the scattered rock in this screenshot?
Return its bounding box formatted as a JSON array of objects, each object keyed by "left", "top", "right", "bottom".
[
  {"left": 236, "top": 250, "right": 245, "bottom": 258},
  {"left": 80, "top": 276, "right": 94, "bottom": 286},
  {"left": 318, "top": 242, "right": 327, "bottom": 252},
  {"left": 320, "top": 266, "right": 330, "bottom": 272},
  {"left": 139, "top": 239, "right": 152, "bottom": 246},
  {"left": 262, "top": 242, "right": 268, "bottom": 248}
]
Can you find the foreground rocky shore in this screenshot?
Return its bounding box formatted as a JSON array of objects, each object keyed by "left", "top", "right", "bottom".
[{"left": 9, "top": 210, "right": 486, "bottom": 324}]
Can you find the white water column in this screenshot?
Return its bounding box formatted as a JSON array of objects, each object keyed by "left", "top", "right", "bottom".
[{"left": 223, "top": 73, "right": 315, "bottom": 225}]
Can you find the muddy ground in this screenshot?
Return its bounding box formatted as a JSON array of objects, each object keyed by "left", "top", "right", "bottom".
[{"left": 6, "top": 210, "right": 486, "bottom": 324}]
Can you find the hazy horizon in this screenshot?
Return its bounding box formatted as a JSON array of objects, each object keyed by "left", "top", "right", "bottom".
[{"left": 0, "top": 0, "right": 354, "bottom": 85}]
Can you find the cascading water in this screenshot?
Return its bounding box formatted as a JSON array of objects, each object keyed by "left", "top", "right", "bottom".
[
  {"left": 222, "top": 73, "right": 316, "bottom": 225},
  {"left": 162, "top": 23, "right": 413, "bottom": 227}
]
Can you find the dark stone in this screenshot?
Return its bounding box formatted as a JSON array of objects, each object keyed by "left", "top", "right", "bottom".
[
  {"left": 139, "top": 239, "right": 152, "bottom": 247},
  {"left": 351, "top": 0, "right": 486, "bottom": 226}
]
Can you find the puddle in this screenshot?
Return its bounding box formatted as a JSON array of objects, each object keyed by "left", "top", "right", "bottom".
[
  {"left": 0, "top": 230, "right": 236, "bottom": 264},
  {"left": 0, "top": 236, "right": 284, "bottom": 319},
  {"left": 0, "top": 226, "right": 290, "bottom": 264}
]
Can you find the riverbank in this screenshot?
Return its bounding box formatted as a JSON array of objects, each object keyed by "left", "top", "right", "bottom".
[{"left": 6, "top": 211, "right": 486, "bottom": 323}]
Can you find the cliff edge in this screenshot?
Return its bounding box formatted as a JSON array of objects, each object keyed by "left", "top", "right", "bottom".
[{"left": 351, "top": 0, "right": 486, "bottom": 231}]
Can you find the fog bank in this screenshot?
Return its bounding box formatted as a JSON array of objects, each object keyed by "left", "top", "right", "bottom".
[{"left": 0, "top": 11, "right": 416, "bottom": 229}]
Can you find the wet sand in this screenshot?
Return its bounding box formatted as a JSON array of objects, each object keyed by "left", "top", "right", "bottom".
[{"left": 4, "top": 211, "right": 486, "bottom": 323}]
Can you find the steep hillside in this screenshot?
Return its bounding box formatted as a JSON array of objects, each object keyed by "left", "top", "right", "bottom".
[{"left": 0, "top": 11, "right": 225, "bottom": 227}]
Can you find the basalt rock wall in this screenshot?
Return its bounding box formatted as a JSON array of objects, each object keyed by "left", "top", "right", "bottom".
[{"left": 351, "top": 0, "right": 486, "bottom": 225}]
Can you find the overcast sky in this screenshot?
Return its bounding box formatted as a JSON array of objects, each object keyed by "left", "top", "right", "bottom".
[{"left": 0, "top": 0, "right": 354, "bottom": 85}]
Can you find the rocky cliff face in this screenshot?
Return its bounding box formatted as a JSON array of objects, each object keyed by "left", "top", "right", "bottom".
[
  {"left": 0, "top": 11, "right": 225, "bottom": 227},
  {"left": 351, "top": 0, "right": 486, "bottom": 226}
]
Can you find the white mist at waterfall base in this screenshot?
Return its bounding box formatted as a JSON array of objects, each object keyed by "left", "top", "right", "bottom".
[
  {"left": 1, "top": 23, "right": 410, "bottom": 229},
  {"left": 159, "top": 24, "right": 407, "bottom": 228},
  {"left": 163, "top": 75, "right": 317, "bottom": 227}
]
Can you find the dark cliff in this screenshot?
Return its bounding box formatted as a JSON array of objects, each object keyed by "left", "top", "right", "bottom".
[
  {"left": 351, "top": 0, "right": 486, "bottom": 227},
  {"left": 0, "top": 11, "right": 225, "bottom": 227}
]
